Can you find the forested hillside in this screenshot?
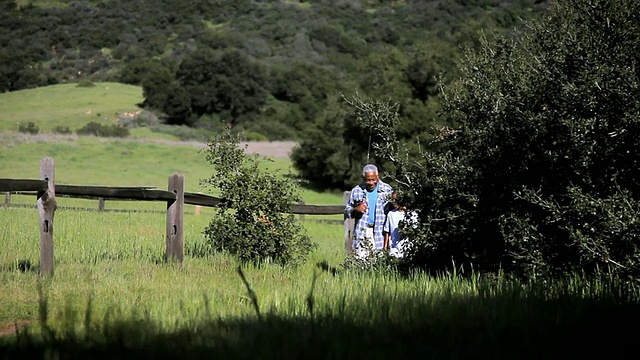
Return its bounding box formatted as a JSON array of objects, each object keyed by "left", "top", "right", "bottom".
[{"left": 0, "top": 0, "right": 547, "bottom": 188}]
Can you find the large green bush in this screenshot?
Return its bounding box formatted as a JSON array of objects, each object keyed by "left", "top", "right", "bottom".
[
  {"left": 201, "top": 125, "right": 315, "bottom": 266},
  {"left": 358, "top": 0, "right": 640, "bottom": 280}
]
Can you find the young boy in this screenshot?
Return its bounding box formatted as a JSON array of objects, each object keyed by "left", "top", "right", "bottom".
[{"left": 383, "top": 193, "right": 416, "bottom": 258}]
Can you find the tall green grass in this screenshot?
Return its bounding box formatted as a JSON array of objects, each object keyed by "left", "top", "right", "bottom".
[
  {"left": 1, "top": 206, "right": 640, "bottom": 358},
  {"left": 0, "top": 207, "right": 346, "bottom": 322},
  {"left": 3, "top": 83, "right": 638, "bottom": 358}
]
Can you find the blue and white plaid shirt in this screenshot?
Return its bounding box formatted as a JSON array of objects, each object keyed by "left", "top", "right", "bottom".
[{"left": 344, "top": 180, "right": 393, "bottom": 250}]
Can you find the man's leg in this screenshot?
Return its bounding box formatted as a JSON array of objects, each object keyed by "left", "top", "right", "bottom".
[
  {"left": 362, "top": 227, "right": 375, "bottom": 258},
  {"left": 354, "top": 239, "right": 367, "bottom": 259},
  {"left": 364, "top": 227, "right": 374, "bottom": 249},
  {"left": 354, "top": 227, "right": 375, "bottom": 259}
]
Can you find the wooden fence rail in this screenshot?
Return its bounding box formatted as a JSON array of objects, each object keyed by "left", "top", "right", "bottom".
[
  {"left": 0, "top": 158, "right": 354, "bottom": 276},
  {"left": 1, "top": 182, "right": 346, "bottom": 214}
]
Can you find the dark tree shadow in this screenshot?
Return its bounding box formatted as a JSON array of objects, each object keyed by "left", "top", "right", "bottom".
[
  {"left": 315, "top": 260, "right": 340, "bottom": 276},
  {"left": 2, "top": 286, "right": 639, "bottom": 360},
  {"left": 0, "top": 259, "right": 38, "bottom": 274}
]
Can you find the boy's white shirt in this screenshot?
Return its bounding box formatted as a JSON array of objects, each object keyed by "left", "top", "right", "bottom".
[
  {"left": 384, "top": 209, "right": 404, "bottom": 248},
  {"left": 384, "top": 209, "right": 418, "bottom": 258}
]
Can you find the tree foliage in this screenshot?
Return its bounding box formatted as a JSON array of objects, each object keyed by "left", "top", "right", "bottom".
[
  {"left": 356, "top": 0, "right": 640, "bottom": 280},
  {"left": 201, "top": 124, "right": 315, "bottom": 266},
  {"left": 291, "top": 94, "right": 399, "bottom": 190},
  {"left": 173, "top": 48, "right": 268, "bottom": 124},
  {"left": 0, "top": 0, "right": 546, "bottom": 147}
]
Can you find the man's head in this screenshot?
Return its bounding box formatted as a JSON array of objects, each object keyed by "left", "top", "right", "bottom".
[{"left": 362, "top": 164, "right": 379, "bottom": 191}]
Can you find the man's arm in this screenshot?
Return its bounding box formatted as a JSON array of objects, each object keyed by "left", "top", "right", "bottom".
[
  {"left": 344, "top": 187, "right": 366, "bottom": 219},
  {"left": 344, "top": 188, "right": 355, "bottom": 219}
]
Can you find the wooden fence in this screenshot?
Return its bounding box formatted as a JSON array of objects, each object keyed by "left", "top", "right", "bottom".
[{"left": 0, "top": 158, "right": 355, "bottom": 276}]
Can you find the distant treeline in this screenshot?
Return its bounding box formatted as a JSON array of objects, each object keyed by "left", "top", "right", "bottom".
[{"left": 0, "top": 0, "right": 547, "bottom": 188}]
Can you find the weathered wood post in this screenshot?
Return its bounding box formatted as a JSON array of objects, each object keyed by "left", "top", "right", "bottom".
[
  {"left": 38, "top": 157, "right": 57, "bottom": 276},
  {"left": 166, "top": 173, "right": 184, "bottom": 264},
  {"left": 4, "top": 192, "right": 10, "bottom": 205},
  {"left": 343, "top": 191, "right": 354, "bottom": 254},
  {"left": 98, "top": 198, "right": 105, "bottom": 211}
]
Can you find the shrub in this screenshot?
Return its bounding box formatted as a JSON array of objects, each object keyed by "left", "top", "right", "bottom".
[
  {"left": 76, "top": 122, "right": 129, "bottom": 137},
  {"left": 117, "top": 110, "right": 159, "bottom": 128},
  {"left": 76, "top": 78, "right": 95, "bottom": 87},
  {"left": 17, "top": 121, "right": 39, "bottom": 134},
  {"left": 241, "top": 131, "right": 269, "bottom": 142},
  {"left": 52, "top": 125, "right": 72, "bottom": 134},
  {"left": 201, "top": 124, "right": 315, "bottom": 266}
]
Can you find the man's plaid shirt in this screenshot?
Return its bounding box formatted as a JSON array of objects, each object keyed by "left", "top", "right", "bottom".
[{"left": 344, "top": 180, "right": 393, "bottom": 250}]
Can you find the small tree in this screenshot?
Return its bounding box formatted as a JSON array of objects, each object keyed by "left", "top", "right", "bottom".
[{"left": 201, "top": 125, "right": 315, "bottom": 266}]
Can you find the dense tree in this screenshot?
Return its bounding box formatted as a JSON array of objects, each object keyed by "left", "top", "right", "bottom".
[
  {"left": 291, "top": 95, "right": 395, "bottom": 189},
  {"left": 290, "top": 36, "right": 461, "bottom": 190},
  {"left": 174, "top": 48, "right": 268, "bottom": 124},
  {"left": 120, "top": 58, "right": 160, "bottom": 85},
  {"left": 357, "top": 0, "right": 640, "bottom": 280},
  {"left": 141, "top": 64, "right": 175, "bottom": 111},
  {"left": 0, "top": 41, "right": 52, "bottom": 91},
  {"left": 291, "top": 113, "right": 355, "bottom": 189},
  {"left": 163, "top": 85, "right": 193, "bottom": 125},
  {"left": 0, "top": 0, "right": 547, "bottom": 148},
  {"left": 0, "top": 0, "right": 16, "bottom": 11}
]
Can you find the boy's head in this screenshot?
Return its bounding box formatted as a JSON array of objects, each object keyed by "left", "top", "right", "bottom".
[{"left": 390, "top": 192, "right": 405, "bottom": 210}]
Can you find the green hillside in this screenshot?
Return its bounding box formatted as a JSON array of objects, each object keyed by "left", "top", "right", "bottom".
[
  {"left": 0, "top": 84, "right": 344, "bottom": 207},
  {"left": 0, "top": 0, "right": 548, "bottom": 190},
  {"left": 0, "top": 82, "right": 146, "bottom": 133}
]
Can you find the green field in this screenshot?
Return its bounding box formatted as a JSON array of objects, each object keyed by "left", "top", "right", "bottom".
[
  {"left": 2, "top": 206, "right": 640, "bottom": 359},
  {"left": 0, "top": 83, "right": 345, "bottom": 210},
  {"left": 1, "top": 83, "right": 639, "bottom": 358},
  {"left": 0, "top": 83, "right": 144, "bottom": 133},
  {"left": 1, "top": 205, "right": 639, "bottom": 358},
  {"left": 0, "top": 207, "right": 347, "bottom": 322}
]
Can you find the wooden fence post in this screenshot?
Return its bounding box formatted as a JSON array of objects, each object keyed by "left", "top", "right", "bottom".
[
  {"left": 166, "top": 173, "right": 184, "bottom": 264},
  {"left": 38, "top": 157, "right": 56, "bottom": 277},
  {"left": 343, "top": 191, "right": 354, "bottom": 254},
  {"left": 98, "top": 198, "right": 105, "bottom": 211},
  {"left": 4, "top": 192, "right": 9, "bottom": 205}
]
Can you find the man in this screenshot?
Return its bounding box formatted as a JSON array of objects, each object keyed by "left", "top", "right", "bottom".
[{"left": 344, "top": 164, "right": 393, "bottom": 258}]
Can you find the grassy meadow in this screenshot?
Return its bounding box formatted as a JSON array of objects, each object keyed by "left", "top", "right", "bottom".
[
  {"left": 0, "top": 83, "right": 144, "bottom": 133},
  {"left": 1, "top": 83, "right": 640, "bottom": 358},
  {"left": 2, "top": 203, "right": 640, "bottom": 359},
  {"left": 0, "top": 82, "right": 345, "bottom": 214}
]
